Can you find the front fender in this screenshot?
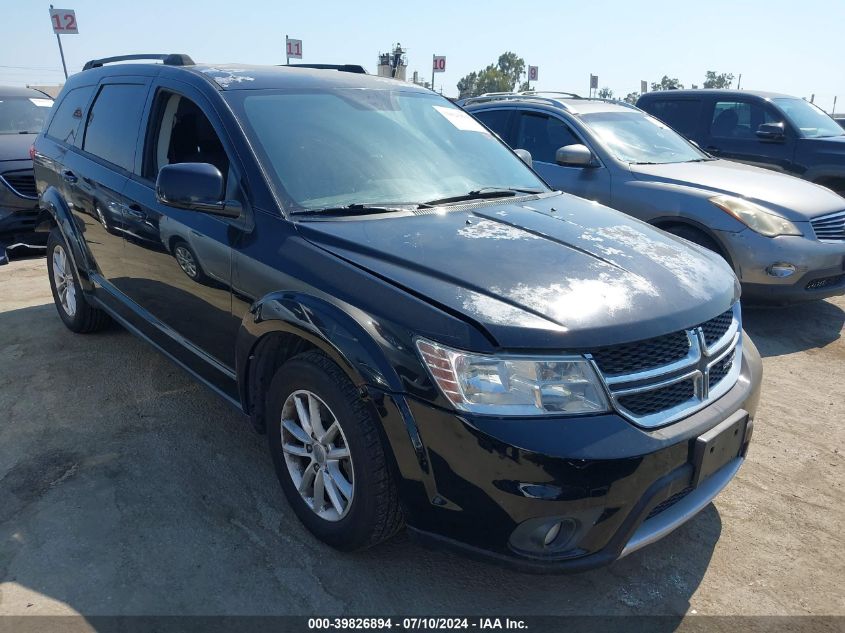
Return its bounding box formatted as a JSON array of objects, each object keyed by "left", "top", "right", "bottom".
[{"left": 39, "top": 185, "right": 94, "bottom": 292}]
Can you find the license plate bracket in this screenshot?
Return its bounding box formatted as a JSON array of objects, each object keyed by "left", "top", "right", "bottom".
[{"left": 692, "top": 411, "right": 748, "bottom": 487}]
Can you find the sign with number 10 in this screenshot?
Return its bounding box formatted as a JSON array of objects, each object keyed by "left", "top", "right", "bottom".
[
  {"left": 433, "top": 56, "right": 446, "bottom": 73},
  {"left": 50, "top": 8, "right": 78, "bottom": 34}
]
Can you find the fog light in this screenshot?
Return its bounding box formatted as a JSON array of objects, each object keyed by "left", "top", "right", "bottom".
[
  {"left": 766, "top": 263, "right": 796, "bottom": 278},
  {"left": 510, "top": 517, "right": 579, "bottom": 555},
  {"left": 543, "top": 522, "right": 562, "bottom": 546}
]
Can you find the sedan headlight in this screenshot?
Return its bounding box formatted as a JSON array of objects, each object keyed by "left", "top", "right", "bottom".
[
  {"left": 709, "top": 195, "right": 802, "bottom": 237},
  {"left": 416, "top": 338, "right": 610, "bottom": 416}
]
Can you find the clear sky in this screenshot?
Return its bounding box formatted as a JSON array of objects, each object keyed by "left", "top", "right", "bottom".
[{"left": 2, "top": 0, "right": 842, "bottom": 110}]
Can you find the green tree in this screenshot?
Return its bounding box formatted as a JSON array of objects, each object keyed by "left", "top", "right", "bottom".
[
  {"left": 703, "top": 71, "right": 734, "bottom": 89},
  {"left": 457, "top": 52, "right": 527, "bottom": 98},
  {"left": 597, "top": 87, "right": 614, "bottom": 99},
  {"left": 651, "top": 76, "right": 684, "bottom": 91},
  {"left": 624, "top": 91, "right": 640, "bottom": 105}
]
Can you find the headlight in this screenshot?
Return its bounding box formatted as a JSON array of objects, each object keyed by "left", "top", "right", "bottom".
[
  {"left": 709, "top": 195, "right": 802, "bottom": 237},
  {"left": 416, "top": 338, "right": 610, "bottom": 416}
]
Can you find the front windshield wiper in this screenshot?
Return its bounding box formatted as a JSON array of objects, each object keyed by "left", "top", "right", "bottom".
[
  {"left": 290, "top": 203, "right": 412, "bottom": 217},
  {"left": 423, "top": 187, "right": 544, "bottom": 206}
]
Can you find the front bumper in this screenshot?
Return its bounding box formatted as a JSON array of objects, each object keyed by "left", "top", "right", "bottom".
[
  {"left": 376, "top": 333, "right": 762, "bottom": 573},
  {"left": 717, "top": 228, "right": 845, "bottom": 303}
]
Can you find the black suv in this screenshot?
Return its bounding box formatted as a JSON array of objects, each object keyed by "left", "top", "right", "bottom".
[
  {"left": 33, "top": 55, "right": 762, "bottom": 572},
  {"left": 638, "top": 89, "right": 845, "bottom": 195}
]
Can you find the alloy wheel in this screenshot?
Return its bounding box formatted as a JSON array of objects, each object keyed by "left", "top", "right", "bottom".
[
  {"left": 52, "top": 244, "right": 77, "bottom": 317},
  {"left": 280, "top": 390, "right": 354, "bottom": 521},
  {"left": 174, "top": 245, "right": 198, "bottom": 278}
]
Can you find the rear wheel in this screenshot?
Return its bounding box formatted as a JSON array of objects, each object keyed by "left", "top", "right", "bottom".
[
  {"left": 266, "top": 350, "right": 403, "bottom": 550},
  {"left": 47, "top": 228, "right": 111, "bottom": 333},
  {"left": 172, "top": 240, "right": 207, "bottom": 283}
]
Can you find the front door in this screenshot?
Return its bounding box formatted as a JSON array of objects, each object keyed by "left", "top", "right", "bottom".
[
  {"left": 119, "top": 85, "right": 246, "bottom": 372},
  {"left": 703, "top": 98, "right": 797, "bottom": 174},
  {"left": 512, "top": 110, "right": 611, "bottom": 204}
]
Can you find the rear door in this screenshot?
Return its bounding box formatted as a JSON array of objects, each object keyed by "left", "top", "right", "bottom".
[
  {"left": 470, "top": 107, "right": 516, "bottom": 145},
  {"left": 702, "top": 97, "right": 797, "bottom": 173},
  {"left": 61, "top": 79, "right": 150, "bottom": 299},
  {"left": 512, "top": 109, "right": 611, "bottom": 203}
]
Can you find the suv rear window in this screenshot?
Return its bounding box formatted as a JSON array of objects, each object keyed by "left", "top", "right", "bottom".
[
  {"left": 83, "top": 83, "right": 148, "bottom": 171},
  {"left": 643, "top": 99, "right": 701, "bottom": 137},
  {"left": 46, "top": 85, "right": 95, "bottom": 145}
]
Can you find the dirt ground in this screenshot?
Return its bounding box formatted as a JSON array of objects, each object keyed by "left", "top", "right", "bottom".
[{"left": 0, "top": 256, "right": 843, "bottom": 621}]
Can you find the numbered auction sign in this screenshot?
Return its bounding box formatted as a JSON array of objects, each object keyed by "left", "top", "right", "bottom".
[
  {"left": 528, "top": 66, "right": 538, "bottom": 81},
  {"left": 433, "top": 56, "right": 446, "bottom": 73},
  {"left": 50, "top": 8, "right": 78, "bottom": 34},
  {"left": 286, "top": 38, "right": 303, "bottom": 60}
]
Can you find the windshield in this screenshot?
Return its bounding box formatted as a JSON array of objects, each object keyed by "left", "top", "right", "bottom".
[
  {"left": 0, "top": 96, "right": 53, "bottom": 134},
  {"left": 772, "top": 98, "right": 843, "bottom": 138},
  {"left": 580, "top": 111, "right": 707, "bottom": 164},
  {"left": 231, "top": 89, "right": 548, "bottom": 211}
]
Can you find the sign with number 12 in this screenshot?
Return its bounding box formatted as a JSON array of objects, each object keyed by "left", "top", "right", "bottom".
[{"left": 50, "top": 8, "right": 78, "bottom": 34}]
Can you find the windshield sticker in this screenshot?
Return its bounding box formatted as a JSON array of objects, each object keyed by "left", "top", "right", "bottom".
[
  {"left": 30, "top": 98, "right": 53, "bottom": 107},
  {"left": 433, "top": 106, "right": 489, "bottom": 133}
]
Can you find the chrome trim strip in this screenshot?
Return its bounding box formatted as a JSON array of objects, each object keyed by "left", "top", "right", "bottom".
[
  {"left": 620, "top": 457, "right": 743, "bottom": 558},
  {"left": 604, "top": 330, "right": 697, "bottom": 387}
]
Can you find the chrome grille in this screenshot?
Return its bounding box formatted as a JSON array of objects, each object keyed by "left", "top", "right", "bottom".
[
  {"left": 811, "top": 210, "right": 845, "bottom": 243},
  {"left": 592, "top": 304, "right": 743, "bottom": 428},
  {"left": 0, "top": 170, "right": 37, "bottom": 199}
]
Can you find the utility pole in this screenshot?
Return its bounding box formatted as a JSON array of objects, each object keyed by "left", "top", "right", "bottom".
[{"left": 736, "top": 73, "right": 742, "bottom": 90}]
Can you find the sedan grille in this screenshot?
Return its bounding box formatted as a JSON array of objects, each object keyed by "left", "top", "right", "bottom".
[
  {"left": 592, "top": 304, "right": 742, "bottom": 428},
  {"left": 811, "top": 210, "right": 845, "bottom": 242},
  {"left": 0, "top": 170, "right": 37, "bottom": 199}
]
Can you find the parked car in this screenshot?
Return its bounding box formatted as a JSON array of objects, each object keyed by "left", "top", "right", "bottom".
[
  {"left": 33, "top": 54, "right": 762, "bottom": 573},
  {"left": 833, "top": 113, "right": 845, "bottom": 130},
  {"left": 464, "top": 92, "right": 845, "bottom": 304},
  {"left": 637, "top": 90, "right": 845, "bottom": 195},
  {"left": 0, "top": 85, "right": 53, "bottom": 261}
]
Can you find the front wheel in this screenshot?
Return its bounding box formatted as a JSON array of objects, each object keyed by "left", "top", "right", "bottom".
[
  {"left": 47, "top": 228, "right": 111, "bottom": 333},
  {"left": 266, "top": 350, "right": 403, "bottom": 550}
]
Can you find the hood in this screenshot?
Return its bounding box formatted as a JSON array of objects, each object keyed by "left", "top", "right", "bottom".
[
  {"left": 631, "top": 159, "right": 845, "bottom": 221},
  {"left": 0, "top": 133, "right": 36, "bottom": 163},
  {"left": 295, "top": 193, "right": 738, "bottom": 350}
]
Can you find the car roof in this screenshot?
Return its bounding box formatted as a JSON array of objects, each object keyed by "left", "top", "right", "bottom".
[
  {"left": 70, "top": 61, "right": 430, "bottom": 93},
  {"left": 638, "top": 89, "right": 795, "bottom": 100},
  {"left": 464, "top": 93, "right": 637, "bottom": 115},
  {"left": 0, "top": 85, "right": 53, "bottom": 99}
]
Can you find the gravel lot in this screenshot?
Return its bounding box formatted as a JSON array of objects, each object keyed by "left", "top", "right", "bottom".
[{"left": 1, "top": 256, "right": 843, "bottom": 620}]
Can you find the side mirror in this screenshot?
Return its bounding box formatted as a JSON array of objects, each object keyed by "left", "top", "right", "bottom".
[
  {"left": 514, "top": 148, "right": 532, "bottom": 168},
  {"left": 155, "top": 163, "right": 240, "bottom": 218},
  {"left": 756, "top": 122, "right": 785, "bottom": 141},
  {"left": 555, "top": 144, "right": 594, "bottom": 167}
]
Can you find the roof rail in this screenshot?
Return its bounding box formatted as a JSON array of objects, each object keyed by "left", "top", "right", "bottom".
[
  {"left": 460, "top": 93, "right": 578, "bottom": 112},
  {"left": 82, "top": 54, "right": 194, "bottom": 71},
  {"left": 519, "top": 90, "right": 583, "bottom": 99},
  {"left": 283, "top": 63, "right": 367, "bottom": 74}
]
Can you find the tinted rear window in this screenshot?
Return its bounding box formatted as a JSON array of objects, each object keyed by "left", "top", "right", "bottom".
[
  {"left": 83, "top": 83, "right": 148, "bottom": 171},
  {"left": 46, "top": 85, "right": 95, "bottom": 145},
  {"left": 473, "top": 109, "right": 513, "bottom": 142},
  {"left": 642, "top": 99, "right": 701, "bottom": 137}
]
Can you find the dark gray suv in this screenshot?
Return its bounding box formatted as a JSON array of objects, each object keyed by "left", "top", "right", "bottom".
[{"left": 464, "top": 92, "right": 845, "bottom": 303}]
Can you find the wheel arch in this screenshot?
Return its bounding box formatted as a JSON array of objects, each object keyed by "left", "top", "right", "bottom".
[
  {"left": 649, "top": 216, "right": 735, "bottom": 269},
  {"left": 38, "top": 185, "right": 94, "bottom": 292},
  {"left": 236, "top": 291, "right": 405, "bottom": 434}
]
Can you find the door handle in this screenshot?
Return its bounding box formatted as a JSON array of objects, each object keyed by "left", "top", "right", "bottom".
[
  {"left": 123, "top": 204, "right": 145, "bottom": 220},
  {"left": 61, "top": 170, "right": 78, "bottom": 184}
]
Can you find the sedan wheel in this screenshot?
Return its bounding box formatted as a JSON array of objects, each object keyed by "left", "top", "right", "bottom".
[
  {"left": 174, "top": 244, "right": 198, "bottom": 279},
  {"left": 281, "top": 390, "right": 354, "bottom": 521}
]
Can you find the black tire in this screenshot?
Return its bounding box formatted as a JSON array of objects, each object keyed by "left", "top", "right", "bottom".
[
  {"left": 172, "top": 240, "right": 208, "bottom": 283},
  {"left": 266, "top": 350, "right": 403, "bottom": 551},
  {"left": 664, "top": 224, "right": 728, "bottom": 261},
  {"left": 46, "top": 228, "right": 111, "bottom": 333}
]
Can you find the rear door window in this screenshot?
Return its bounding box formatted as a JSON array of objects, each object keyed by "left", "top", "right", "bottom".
[
  {"left": 83, "top": 83, "right": 148, "bottom": 171},
  {"left": 644, "top": 99, "right": 701, "bottom": 137},
  {"left": 514, "top": 111, "right": 580, "bottom": 163},
  {"left": 45, "top": 85, "right": 95, "bottom": 145}
]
